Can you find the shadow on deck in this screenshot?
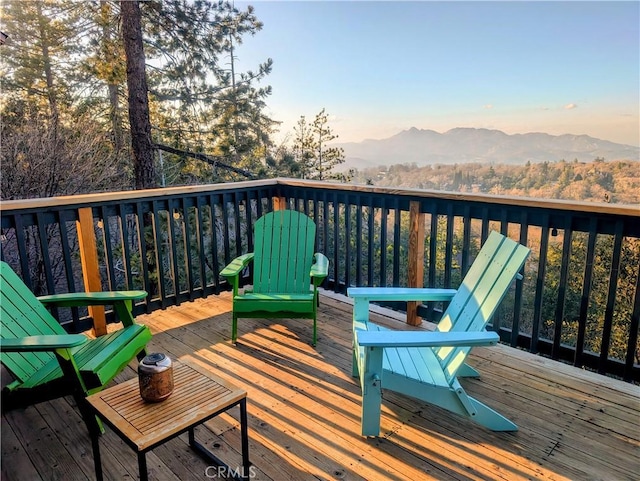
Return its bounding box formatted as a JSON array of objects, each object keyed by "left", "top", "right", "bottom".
[{"left": 2, "top": 291, "right": 638, "bottom": 480}]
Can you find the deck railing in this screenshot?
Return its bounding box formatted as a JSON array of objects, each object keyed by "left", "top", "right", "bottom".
[{"left": 1, "top": 178, "right": 638, "bottom": 381}]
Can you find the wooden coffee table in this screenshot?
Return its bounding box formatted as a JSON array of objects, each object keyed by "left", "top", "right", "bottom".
[{"left": 86, "top": 361, "right": 250, "bottom": 480}]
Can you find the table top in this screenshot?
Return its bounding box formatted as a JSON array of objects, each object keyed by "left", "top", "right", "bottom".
[{"left": 87, "top": 361, "right": 246, "bottom": 451}]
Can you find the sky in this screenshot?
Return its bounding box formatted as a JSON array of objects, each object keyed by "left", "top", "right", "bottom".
[{"left": 234, "top": 1, "right": 640, "bottom": 147}]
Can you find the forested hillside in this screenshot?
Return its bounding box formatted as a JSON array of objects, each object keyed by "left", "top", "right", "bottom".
[
  {"left": 0, "top": 1, "right": 347, "bottom": 201},
  {"left": 352, "top": 159, "right": 640, "bottom": 205}
]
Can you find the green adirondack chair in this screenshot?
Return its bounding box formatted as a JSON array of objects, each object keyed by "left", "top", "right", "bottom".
[
  {"left": 348, "top": 231, "right": 531, "bottom": 436},
  {"left": 221, "top": 210, "right": 329, "bottom": 346},
  {"left": 0, "top": 261, "right": 152, "bottom": 412}
]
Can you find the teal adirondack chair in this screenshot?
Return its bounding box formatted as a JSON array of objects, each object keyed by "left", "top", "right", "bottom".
[
  {"left": 348, "top": 231, "right": 531, "bottom": 436},
  {"left": 0, "top": 261, "right": 152, "bottom": 412},
  {"left": 221, "top": 210, "right": 329, "bottom": 346}
]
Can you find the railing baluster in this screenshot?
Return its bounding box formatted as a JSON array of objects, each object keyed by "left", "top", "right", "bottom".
[
  {"left": 443, "top": 203, "right": 454, "bottom": 289},
  {"left": 367, "top": 196, "right": 375, "bottom": 287},
  {"left": 392, "top": 197, "right": 401, "bottom": 286},
  {"left": 531, "top": 219, "right": 550, "bottom": 352},
  {"left": 600, "top": 221, "right": 624, "bottom": 373},
  {"left": 512, "top": 214, "right": 529, "bottom": 348},
  {"left": 575, "top": 220, "right": 598, "bottom": 368},
  {"left": 428, "top": 203, "right": 438, "bottom": 289},
  {"left": 380, "top": 198, "right": 388, "bottom": 287},
  {"left": 625, "top": 268, "right": 640, "bottom": 382},
  {"left": 355, "top": 198, "right": 363, "bottom": 288}
]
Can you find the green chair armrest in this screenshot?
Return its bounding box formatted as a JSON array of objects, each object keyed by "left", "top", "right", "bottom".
[
  {"left": 38, "top": 290, "right": 147, "bottom": 329},
  {"left": 220, "top": 253, "right": 255, "bottom": 279},
  {"left": 37, "top": 290, "right": 148, "bottom": 307},
  {"left": 0, "top": 334, "right": 87, "bottom": 352},
  {"left": 355, "top": 330, "right": 499, "bottom": 348}
]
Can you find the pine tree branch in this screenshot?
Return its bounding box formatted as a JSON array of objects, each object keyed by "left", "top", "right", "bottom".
[{"left": 153, "top": 143, "right": 256, "bottom": 179}]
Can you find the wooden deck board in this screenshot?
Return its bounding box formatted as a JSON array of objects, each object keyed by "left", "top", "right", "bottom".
[{"left": 2, "top": 291, "right": 638, "bottom": 480}]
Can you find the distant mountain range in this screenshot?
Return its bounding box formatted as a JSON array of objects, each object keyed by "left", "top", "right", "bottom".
[{"left": 335, "top": 128, "right": 640, "bottom": 170}]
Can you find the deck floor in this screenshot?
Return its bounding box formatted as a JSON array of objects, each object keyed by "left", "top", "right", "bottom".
[{"left": 2, "top": 291, "right": 639, "bottom": 480}]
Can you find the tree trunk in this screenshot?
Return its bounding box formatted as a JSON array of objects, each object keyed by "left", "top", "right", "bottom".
[
  {"left": 102, "top": 1, "right": 124, "bottom": 154},
  {"left": 34, "top": 2, "right": 59, "bottom": 125},
  {"left": 121, "top": 0, "right": 155, "bottom": 189},
  {"left": 108, "top": 83, "right": 124, "bottom": 153}
]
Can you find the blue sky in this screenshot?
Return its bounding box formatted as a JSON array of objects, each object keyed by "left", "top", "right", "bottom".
[{"left": 235, "top": 1, "right": 639, "bottom": 146}]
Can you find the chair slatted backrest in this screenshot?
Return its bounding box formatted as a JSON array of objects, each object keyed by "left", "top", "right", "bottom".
[
  {"left": 252, "top": 210, "right": 316, "bottom": 295},
  {"left": 1, "top": 261, "right": 63, "bottom": 382},
  {"left": 434, "top": 232, "right": 530, "bottom": 381}
]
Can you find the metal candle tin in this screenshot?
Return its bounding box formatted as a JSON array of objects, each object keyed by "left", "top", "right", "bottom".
[{"left": 138, "top": 353, "right": 174, "bottom": 402}]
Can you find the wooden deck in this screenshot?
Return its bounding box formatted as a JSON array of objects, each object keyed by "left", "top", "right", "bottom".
[{"left": 2, "top": 291, "right": 639, "bottom": 480}]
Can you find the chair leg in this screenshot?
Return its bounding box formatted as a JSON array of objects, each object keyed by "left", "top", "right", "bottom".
[
  {"left": 352, "top": 347, "right": 359, "bottom": 378},
  {"left": 312, "top": 316, "right": 317, "bottom": 346},
  {"left": 457, "top": 362, "right": 481, "bottom": 378},
  {"left": 361, "top": 380, "right": 383, "bottom": 437},
  {"left": 360, "top": 346, "right": 383, "bottom": 437},
  {"left": 468, "top": 397, "right": 518, "bottom": 431},
  {"left": 232, "top": 313, "right": 238, "bottom": 344}
]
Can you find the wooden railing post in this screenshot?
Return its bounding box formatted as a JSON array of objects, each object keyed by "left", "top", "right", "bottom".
[
  {"left": 77, "top": 207, "right": 107, "bottom": 336},
  {"left": 407, "top": 201, "right": 425, "bottom": 326},
  {"left": 273, "top": 196, "right": 286, "bottom": 211}
]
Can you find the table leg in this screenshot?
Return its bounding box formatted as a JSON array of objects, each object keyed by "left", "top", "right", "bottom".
[
  {"left": 188, "top": 399, "right": 251, "bottom": 480},
  {"left": 138, "top": 453, "right": 148, "bottom": 481},
  {"left": 90, "top": 433, "right": 103, "bottom": 481},
  {"left": 82, "top": 398, "right": 104, "bottom": 481},
  {"left": 240, "top": 398, "right": 250, "bottom": 475}
]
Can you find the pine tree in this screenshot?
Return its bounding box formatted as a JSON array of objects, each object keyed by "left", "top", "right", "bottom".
[
  {"left": 1, "top": 0, "right": 82, "bottom": 122},
  {"left": 1, "top": 0, "right": 128, "bottom": 197},
  {"left": 121, "top": 0, "right": 156, "bottom": 189},
  {"left": 311, "top": 108, "right": 345, "bottom": 181},
  {"left": 141, "top": 0, "right": 277, "bottom": 182},
  {"left": 293, "top": 115, "right": 316, "bottom": 179},
  {"left": 292, "top": 109, "right": 348, "bottom": 181}
]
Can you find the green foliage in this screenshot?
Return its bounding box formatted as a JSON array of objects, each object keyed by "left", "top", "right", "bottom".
[
  {"left": 141, "top": 0, "right": 277, "bottom": 183},
  {"left": 540, "top": 233, "right": 639, "bottom": 361},
  {"left": 291, "top": 108, "right": 349, "bottom": 181},
  {"left": 1, "top": 0, "right": 279, "bottom": 194},
  {"left": 354, "top": 159, "right": 640, "bottom": 205}
]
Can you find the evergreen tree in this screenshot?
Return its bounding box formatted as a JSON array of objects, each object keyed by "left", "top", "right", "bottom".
[
  {"left": 121, "top": 0, "right": 156, "bottom": 189},
  {"left": 311, "top": 108, "right": 346, "bottom": 181},
  {"left": 141, "top": 0, "right": 276, "bottom": 182},
  {"left": 292, "top": 115, "right": 316, "bottom": 178},
  {"left": 1, "top": 0, "right": 82, "bottom": 122},
  {"left": 292, "top": 109, "right": 348, "bottom": 181},
  {"left": 84, "top": 1, "right": 128, "bottom": 156},
  {"left": 1, "top": 0, "right": 129, "bottom": 197}
]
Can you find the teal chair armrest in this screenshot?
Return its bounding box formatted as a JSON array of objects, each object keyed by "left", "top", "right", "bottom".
[
  {"left": 348, "top": 287, "right": 457, "bottom": 302},
  {"left": 355, "top": 330, "right": 499, "bottom": 348}
]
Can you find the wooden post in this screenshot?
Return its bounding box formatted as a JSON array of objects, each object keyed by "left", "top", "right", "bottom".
[
  {"left": 77, "top": 207, "right": 107, "bottom": 336},
  {"left": 407, "top": 201, "right": 425, "bottom": 326},
  {"left": 273, "top": 196, "right": 286, "bottom": 211}
]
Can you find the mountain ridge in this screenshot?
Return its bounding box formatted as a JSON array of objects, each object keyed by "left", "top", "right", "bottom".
[{"left": 335, "top": 128, "right": 640, "bottom": 170}]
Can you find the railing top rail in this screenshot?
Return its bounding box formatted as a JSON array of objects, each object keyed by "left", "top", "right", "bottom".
[
  {"left": 275, "top": 178, "right": 640, "bottom": 217},
  {"left": 0, "top": 179, "right": 279, "bottom": 211},
  {"left": 1, "top": 177, "right": 638, "bottom": 218}
]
